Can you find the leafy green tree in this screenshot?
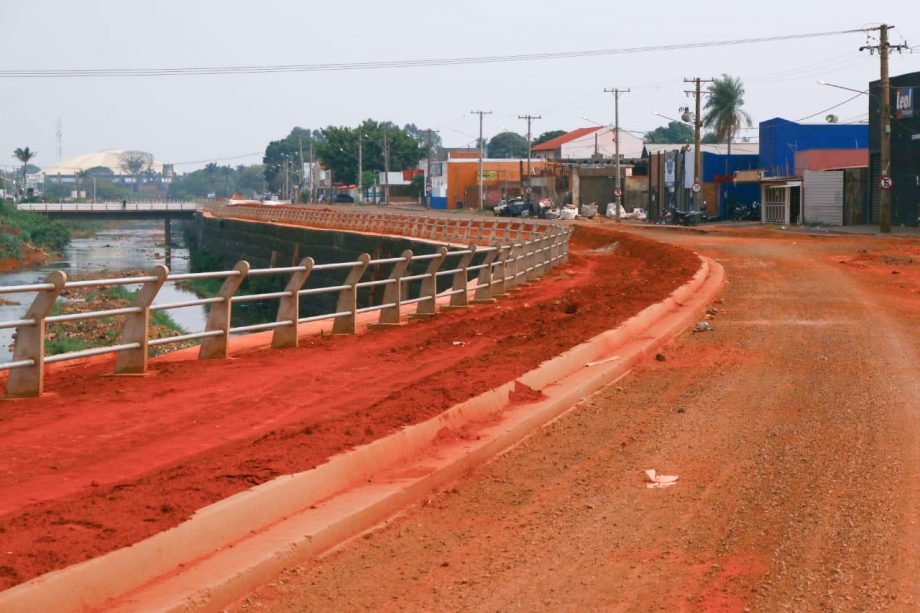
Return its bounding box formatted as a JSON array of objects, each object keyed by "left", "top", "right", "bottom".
[
  {"left": 316, "top": 120, "right": 422, "bottom": 185},
  {"left": 13, "top": 146, "right": 37, "bottom": 189},
  {"left": 702, "top": 75, "right": 752, "bottom": 157},
  {"left": 533, "top": 130, "right": 567, "bottom": 146},
  {"left": 487, "top": 131, "right": 528, "bottom": 158},
  {"left": 645, "top": 121, "right": 693, "bottom": 144},
  {"left": 263, "top": 127, "right": 323, "bottom": 193}
]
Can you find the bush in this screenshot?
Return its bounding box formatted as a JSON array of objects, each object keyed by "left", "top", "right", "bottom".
[
  {"left": 0, "top": 232, "right": 22, "bottom": 258},
  {"left": 0, "top": 199, "right": 71, "bottom": 253}
]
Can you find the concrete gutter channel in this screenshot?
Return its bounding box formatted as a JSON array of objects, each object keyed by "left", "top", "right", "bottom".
[{"left": 0, "top": 252, "right": 723, "bottom": 613}]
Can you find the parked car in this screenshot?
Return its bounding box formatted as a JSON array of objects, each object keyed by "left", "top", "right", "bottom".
[
  {"left": 494, "top": 197, "right": 529, "bottom": 217},
  {"left": 333, "top": 194, "right": 355, "bottom": 204}
]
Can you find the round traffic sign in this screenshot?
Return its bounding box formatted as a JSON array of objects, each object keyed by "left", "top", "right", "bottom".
[
  {"left": 524, "top": 186, "right": 532, "bottom": 194},
  {"left": 425, "top": 183, "right": 432, "bottom": 194},
  {"left": 614, "top": 188, "right": 623, "bottom": 197},
  {"left": 880, "top": 175, "right": 894, "bottom": 190},
  {"left": 691, "top": 182, "right": 702, "bottom": 194}
]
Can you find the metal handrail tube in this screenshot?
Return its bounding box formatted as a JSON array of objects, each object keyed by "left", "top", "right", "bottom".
[
  {"left": 246, "top": 265, "right": 308, "bottom": 277},
  {"left": 46, "top": 306, "right": 143, "bottom": 323},
  {"left": 44, "top": 342, "right": 141, "bottom": 364},
  {"left": 298, "top": 310, "right": 352, "bottom": 324},
  {"left": 150, "top": 297, "right": 224, "bottom": 311},
  {"left": 356, "top": 279, "right": 396, "bottom": 288},
  {"left": 298, "top": 284, "right": 350, "bottom": 296},
  {"left": 367, "top": 256, "right": 405, "bottom": 266},
  {"left": 444, "top": 249, "right": 473, "bottom": 257},
  {"left": 401, "top": 273, "right": 430, "bottom": 282},
  {"left": 0, "top": 283, "right": 55, "bottom": 294},
  {"left": 400, "top": 296, "right": 433, "bottom": 305},
  {"left": 435, "top": 268, "right": 462, "bottom": 277},
  {"left": 0, "top": 318, "right": 36, "bottom": 330},
  {"left": 229, "top": 320, "right": 294, "bottom": 334},
  {"left": 0, "top": 359, "right": 35, "bottom": 371},
  {"left": 354, "top": 302, "right": 397, "bottom": 314},
  {"left": 476, "top": 246, "right": 498, "bottom": 253},
  {"left": 147, "top": 330, "right": 223, "bottom": 346},
  {"left": 65, "top": 276, "right": 158, "bottom": 288},
  {"left": 168, "top": 270, "right": 241, "bottom": 281},
  {"left": 410, "top": 253, "right": 441, "bottom": 262},
  {"left": 443, "top": 289, "right": 465, "bottom": 296},
  {"left": 467, "top": 264, "right": 488, "bottom": 272},
  {"left": 229, "top": 291, "right": 293, "bottom": 303},
  {"left": 311, "top": 261, "right": 364, "bottom": 271}
]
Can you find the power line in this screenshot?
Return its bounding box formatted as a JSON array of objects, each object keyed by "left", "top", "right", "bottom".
[
  {"left": 795, "top": 92, "right": 865, "bottom": 122},
  {"left": 0, "top": 29, "right": 868, "bottom": 79}
]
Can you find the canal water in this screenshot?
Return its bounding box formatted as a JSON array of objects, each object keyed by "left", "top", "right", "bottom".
[{"left": 0, "top": 221, "right": 207, "bottom": 363}]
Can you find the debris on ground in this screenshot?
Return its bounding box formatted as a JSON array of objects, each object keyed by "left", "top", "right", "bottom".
[
  {"left": 693, "top": 321, "right": 712, "bottom": 333},
  {"left": 655, "top": 353, "right": 666, "bottom": 362},
  {"left": 645, "top": 469, "right": 679, "bottom": 489}
]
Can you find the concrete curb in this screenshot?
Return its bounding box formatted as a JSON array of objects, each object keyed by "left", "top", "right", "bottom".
[{"left": 0, "top": 255, "right": 723, "bottom": 613}]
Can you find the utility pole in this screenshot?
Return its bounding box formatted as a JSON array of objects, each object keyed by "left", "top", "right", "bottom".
[
  {"left": 309, "top": 141, "right": 315, "bottom": 203},
  {"left": 424, "top": 128, "right": 439, "bottom": 210},
  {"left": 297, "top": 137, "right": 304, "bottom": 204},
  {"left": 862, "top": 24, "right": 908, "bottom": 233},
  {"left": 357, "top": 134, "right": 363, "bottom": 204},
  {"left": 471, "top": 110, "right": 492, "bottom": 210},
  {"left": 603, "top": 88, "right": 629, "bottom": 221},
  {"left": 383, "top": 125, "right": 390, "bottom": 206},
  {"left": 518, "top": 114, "right": 541, "bottom": 206},
  {"left": 684, "top": 77, "right": 713, "bottom": 213}
]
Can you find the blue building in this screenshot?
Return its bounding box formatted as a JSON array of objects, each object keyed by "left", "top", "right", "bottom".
[{"left": 759, "top": 118, "right": 868, "bottom": 177}]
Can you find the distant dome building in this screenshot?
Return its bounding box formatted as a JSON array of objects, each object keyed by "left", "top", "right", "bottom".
[{"left": 43, "top": 149, "right": 173, "bottom": 182}]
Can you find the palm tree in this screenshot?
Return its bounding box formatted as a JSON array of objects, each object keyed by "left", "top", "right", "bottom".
[
  {"left": 702, "top": 75, "right": 752, "bottom": 160},
  {"left": 13, "top": 147, "right": 37, "bottom": 193}
]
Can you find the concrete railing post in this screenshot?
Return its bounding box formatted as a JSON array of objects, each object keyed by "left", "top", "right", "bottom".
[
  {"left": 412, "top": 246, "right": 447, "bottom": 318},
  {"left": 114, "top": 265, "right": 169, "bottom": 374},
  {"left": 444, "top": 245, "right": 476, "bottom": 310},
  {"left": 272, "top": 257, "right": 314, "bottom": 349},
  {"left": 505, "top": 243, "right": 522, "bottom": 291},
  {"left": 371, "top": 250, "right": 413, "bottom": 327},
  {"left": 6, "top": 270, "right": 67, "bottom": 397},
  {"left": 199, "top": 260, "right": 250, "bottom": 360},
  {"left": 332, "top": 253, "right": 371, "bottom": 335},
  {"left": 489, "top": 244, "right": 510, "bottom": 298},
  {"left": 472, "top": 246, "right": 500, "bottom": 303}
]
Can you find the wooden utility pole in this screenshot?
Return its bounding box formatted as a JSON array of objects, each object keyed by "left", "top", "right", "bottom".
[
  {"left": 518, "top": 114, "right": 541, "bottom": 205},
  {"left": 470, "top": 110, "right": 492, "bottom": 210},
  {"left": 309, "top": 141, "right": 315, "bottom": 203},
  {"left": 604, "top": 88, "right": 630, "bottom": 221},
  {"left": 357, "top": 135, "right": 363, "bottom": 204},
  {"left": 297, "top": 137, "right": 304, "bottom": 204},
  {"left": 684, "top": 77, "right": 713, "bottom": 213},
  {"left": 862, "top": 24, "right": 908, "bottom": 233}
]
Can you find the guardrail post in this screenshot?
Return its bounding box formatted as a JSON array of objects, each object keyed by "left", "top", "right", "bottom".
[
  {"left": 526, "top": 239, "right": 541, "bottom": 282},
  {"left": 272, "top": 257, "right": 314, "bottom": 349},
  {"left": 332, "top": 253, "right": 371, "bottom": 335},
  {"left": 6, "top": 271, "right": 67, "bottom": 397},
  {"left": 444, "top": 245, "right": 476, "bottom": 310},
  {"left": 489, "top": 244, "right": 510, "bottom": 298},
  {"left": 199, "top": 260, "right": 250, "bottom": 360},
  {"left": 114, "top": 265, "right": 168, "bottom": 375},
  {"left": 472, "top": 246, "right": 500, "bottom": 303},
  {"left": 504, "top": 244, "right": 521, "bottom": 291},
  {"left": 411, "top": 246, "right": 447, "bottom": 318},
  {"left": 534, "top": 234, "right": 550, "bottom": 278},
  {"left": 370, "top": 250, "right": 412, "bottom": 327}
]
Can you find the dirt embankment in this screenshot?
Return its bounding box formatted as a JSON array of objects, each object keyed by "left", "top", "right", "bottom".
[
  {"left": 0, "top": 225, "right": 697, "bottom": 590},
  {"left": 0, "top": 244, "right": 46, "bottom": 274}
]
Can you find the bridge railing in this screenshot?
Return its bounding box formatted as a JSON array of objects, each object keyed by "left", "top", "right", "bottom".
[
  {"left": 0, "top": 212, "right": 572, "bottom": 397},
  {"left": 17, "top": 202, "right": 198, "bottom": 213}
]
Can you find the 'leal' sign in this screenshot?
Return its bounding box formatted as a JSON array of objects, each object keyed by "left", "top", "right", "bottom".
[{"left": 895, "top": 87, "right": 914, "bottom": 119}]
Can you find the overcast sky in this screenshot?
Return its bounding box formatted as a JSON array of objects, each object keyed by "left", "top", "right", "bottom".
[{"left": 2, "top": 0, "right": 918, "bottom": 172}]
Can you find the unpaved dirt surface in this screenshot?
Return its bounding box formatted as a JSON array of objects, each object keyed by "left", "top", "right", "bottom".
[
  {"left": 233, "top": 224, "right": 920, "bottom": 612},
  {"left": 0, "top": 226, "right": 695, "bottom": 589}
]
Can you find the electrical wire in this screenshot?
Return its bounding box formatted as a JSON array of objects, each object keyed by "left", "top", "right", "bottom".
[
  {"left": 0, "top": 29, "right": 868, "bottom": 79},
  {"left": 795, "top": 92, "right": 866, "bottom": 122}
]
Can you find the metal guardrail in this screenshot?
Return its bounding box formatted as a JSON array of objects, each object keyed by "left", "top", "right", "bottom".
[
  {"left": 17, "top": 202, "right": 198, "bottom": 213},
  {"left": 0, "top": 210, "right": 572, "bottom": 397}
]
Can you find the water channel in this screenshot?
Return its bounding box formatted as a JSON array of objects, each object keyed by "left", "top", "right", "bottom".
[{"left": 0, "top": 221, "right": 207, "bottom": 363}]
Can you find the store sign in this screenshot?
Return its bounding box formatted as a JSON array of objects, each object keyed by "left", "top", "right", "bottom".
[
  {"left": 479, "top": 170, "right": 498, "bottom": 181},
  {"left": 896, "top": 87, "right": 914, "bottom": 119},
  {"left": 664, "top": 154, "right": 676, "bottom": 187}
]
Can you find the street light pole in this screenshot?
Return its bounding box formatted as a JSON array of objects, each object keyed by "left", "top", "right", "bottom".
[
  {"left": 518, "top": 114, "right": 541, "bottom": 205},
  {"left": 358, "top": 134, "right": 363, "bottom": 204},
  {"left": 684, "top": 77, "right": 713, "bottom": 212},
  {"left": 470, "top": 110, "right": 492, "bottom": 210}
]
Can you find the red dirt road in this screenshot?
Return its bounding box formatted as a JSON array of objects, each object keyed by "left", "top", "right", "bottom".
[
  {"left": 231, "top": 225, "right": 920, "bottom": 612},
  {"left": 0, "top": 226, "right": 696, "bottom": 590}
]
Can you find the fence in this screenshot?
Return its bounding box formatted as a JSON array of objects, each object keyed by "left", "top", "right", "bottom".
[{"left": 0, "top": 209, "right": 572, "bottom": 397}]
